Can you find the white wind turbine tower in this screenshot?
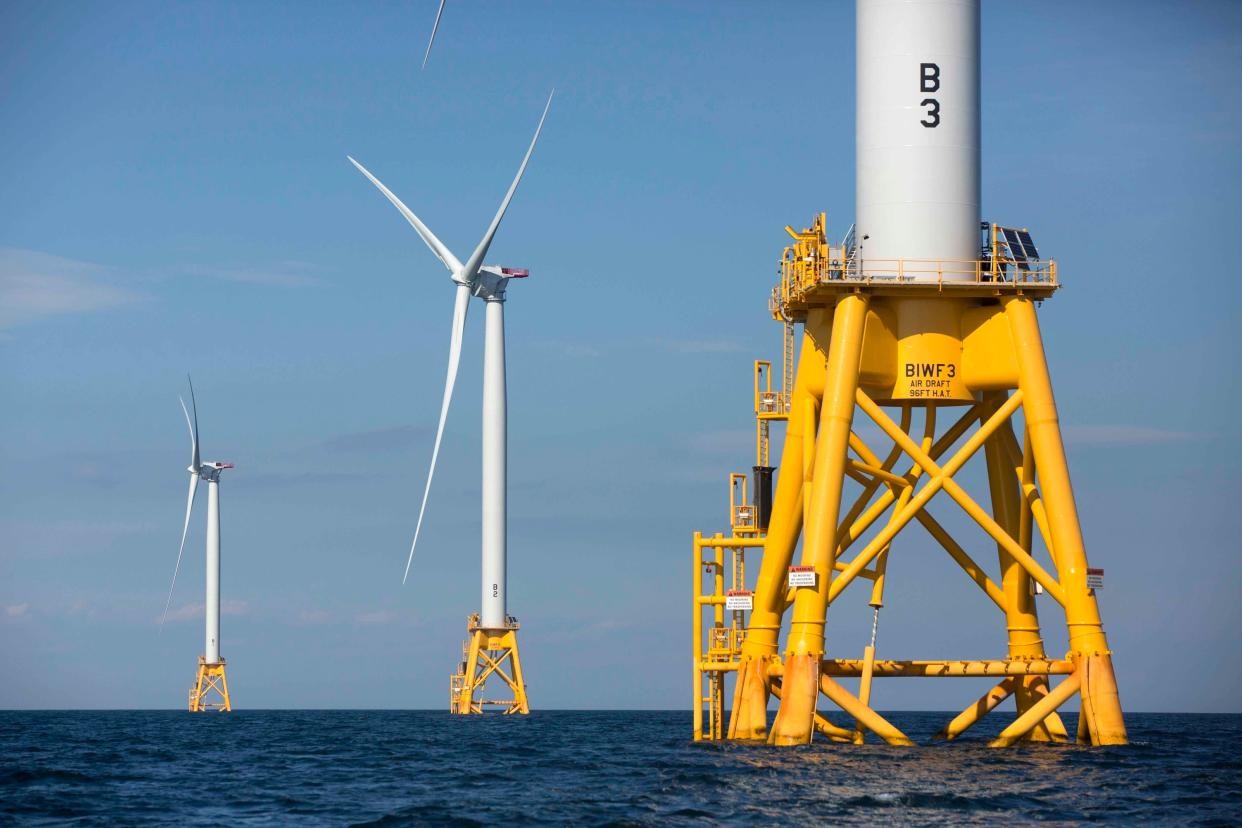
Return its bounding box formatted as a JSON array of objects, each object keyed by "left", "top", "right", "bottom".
[
  {"left": 348, "top": 91, "right": 551, "bottom": 715},
  {"left": 162, "top": 376, "right": 235, "bottom": 712}
]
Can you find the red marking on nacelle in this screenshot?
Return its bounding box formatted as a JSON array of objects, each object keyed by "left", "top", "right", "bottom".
[{"left": 501, "top": 268, "right": 529, "bottom": 278}]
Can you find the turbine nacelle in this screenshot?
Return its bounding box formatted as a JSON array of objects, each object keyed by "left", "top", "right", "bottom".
[
  {"left": 473, "top": 266, "right": 529, "bottom": 302},
  {"left": 197, "top": 461, "right": 235, "bottom": 482}
]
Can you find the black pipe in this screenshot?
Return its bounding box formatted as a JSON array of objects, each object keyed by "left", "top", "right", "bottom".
[{"left": 753, "top": 465, "right": 775, "bottom": 531}]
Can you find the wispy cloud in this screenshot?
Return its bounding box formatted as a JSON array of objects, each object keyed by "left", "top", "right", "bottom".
[
  {"left": 163, "top": 599, "right": 248, "bottom": 623},
  {"left": 66, "top": 600, "right": 96, "bottom": 619},
  {"left": 296, "top": 609, "right": 333, "bottom": 625},
  {"left": 1062, "top": 424, "right": 1199, "bottom": 446},
  {"left": 71, "top": 463, "right": 119, "bottom": 485},
  {"left": 354, "top": 609, "right": 421, "bottom": 626},
  {"left": 183, "top": 261, "right": 321, "bottom": 288},
  {"left": 0, "top": 248, "right": 317, "bottom": 333},
  {"left": 688, "top": 429, "right": 752, "bottom": 454},
  {"left": 538, "top": 617, "right": 637, "bottom": 643},
  {"left": 1, "top": 518, "right": 160, "bottom": 559},
  {"left": 545, "top": 340, "right": 602, "bottom": 358},
  {"left": 320, "top": 424, "right": 428, "bottom": 454},
  {"left": 237, "top": 470, "right": 373, "bottom": 489},
  {"left": 0, "top": 248, "right": 144, "bottom": 330},
  {"left": 658, "top": 338, "right": 745, "bottom": 354},
  {"left": 5, "top": 603, "right": 29, "bottom": 618}
]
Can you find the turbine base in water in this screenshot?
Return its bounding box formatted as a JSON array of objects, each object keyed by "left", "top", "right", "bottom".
[
  {"left": 691, "top": 218, "right": 1125, "bottom": 747},
  {"left": 188, "top": 656, "right": 232, "bottom": 712},
  {"left": 449, "top": 614, "right": 528, "bottom": 715}
]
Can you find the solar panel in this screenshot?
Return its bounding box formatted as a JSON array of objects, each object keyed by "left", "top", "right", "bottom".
[
  {"left": 1002, "top": 228, "right": 1029, "bottom": 269},
  {"left": 1016, "top": 229, "right": 1039, "bottom": 260}
]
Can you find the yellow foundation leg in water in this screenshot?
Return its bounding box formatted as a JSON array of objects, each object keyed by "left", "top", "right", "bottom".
[
  {"left": 1004, "top": 297, "right": 1126, "bottom": 745},
  {"left": 982, "top": 400, "right": 1067, "bottom": 743},
  {"left": 728, "top": 330, "right": 826, "bottom": 741},
  {"left": 770, "top": 295, "right": 869, "bottom": 746}
]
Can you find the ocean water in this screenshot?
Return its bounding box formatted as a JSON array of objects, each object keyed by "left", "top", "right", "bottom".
[{"left": 1, "top": 711, "right": 1238, "bottom": 825}]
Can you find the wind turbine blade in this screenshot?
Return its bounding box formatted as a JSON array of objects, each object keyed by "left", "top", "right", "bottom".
[
  {"left": 404, "top": 282, "right": 471, "bottom": 583},
  {"left": 181, "top": 378, "right": 200, "bottom": 472},
  {"left": 347, "top": 156, "right": 464, "bottom": 274},
  {"left": 161, "top": 473, "right": 199, "bottom": 631},
  {"left": 422, "top": 0, "right": 446, "bottom": 70},
  {"left": 460, "top": 90, "right": 554, "bottom": 280}
]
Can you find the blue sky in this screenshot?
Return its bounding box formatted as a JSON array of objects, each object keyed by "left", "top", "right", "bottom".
[{"left": 1, "top": 0, "right": 1238, "bottom": 712}]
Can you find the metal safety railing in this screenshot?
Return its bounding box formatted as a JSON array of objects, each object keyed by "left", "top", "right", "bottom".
[
  {"left": 753, "top": 360, "right": 790, "bottom": 417},
  {"left": 693, "top": 532, "right": 763, "bottom": 740},
  {"left": 777, "top": 255, "right": 1058, "bottom": 307}
]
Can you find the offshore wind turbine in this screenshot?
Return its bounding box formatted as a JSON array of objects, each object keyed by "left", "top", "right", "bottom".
[
  {"left": 348, "top": 91, "right": 551, "bottom": 714},
  {"left": 162, "top": 376, "right": 234, "bottom": 712}
]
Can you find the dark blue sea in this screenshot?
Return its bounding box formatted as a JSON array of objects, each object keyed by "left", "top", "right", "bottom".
[{"left": 1, "top": 711, "right": 1238, "bottom": 825}]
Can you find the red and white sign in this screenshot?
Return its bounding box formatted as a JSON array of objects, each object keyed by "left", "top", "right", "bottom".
[
  {"left": 1086, "top": 568, "right": 1104, "bottom": 590},
  {"left": 788, "top": 565, "right": 817, "bottom": 588},
  {"left": 725, "top": 590, "right": 754, "bottom": 611}
]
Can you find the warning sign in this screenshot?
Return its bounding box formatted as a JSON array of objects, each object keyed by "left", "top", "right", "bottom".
[
  {"left": 725, "top": 590, "right": 754, "bottom": 611},
  {"left": 1086, "top": 568, "right": 1104, "bottom": 589},
  {"left": 788, "top": 565, "right": 817, "bottom": 588}
]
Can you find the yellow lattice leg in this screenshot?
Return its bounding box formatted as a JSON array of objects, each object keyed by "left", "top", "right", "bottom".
[
  {"left": 983, "top": 405, "right": 1066, "bottom": 742},
  {"left": 770, "top": 295, "right": 869, "bottom": 746},
  {"left": 729, "top": 330, "right": 825, "bottom": 741},
  {"left": 504, "top": 631, "right": 529, "bottom": 714},
  {"left": 455, "top": 627, "right": 484, "bottom": 715},
  {"left": 1004, "top": 296, "right": 1126, "bottom": 745}
]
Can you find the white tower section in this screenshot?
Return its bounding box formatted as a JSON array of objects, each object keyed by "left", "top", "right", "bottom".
[
  {"left": 856, "top": 0, "right": 980, "bottom": 279},
  {"left": 480, "top": 293, "right": 508, "bottom": 629},
  {"left": 205, "top": 473, "right": 222, "bottom": 664}
]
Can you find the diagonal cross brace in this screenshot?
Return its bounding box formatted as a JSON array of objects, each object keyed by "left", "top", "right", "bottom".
[
  {"left": 848, "top": 429, "right": 1007, "bottom": 611},
  {"left": 476, "top": 649, "right": 519, "bottom": 692},
  {"left": 853, "top": 389, "right": 1067, "bottom": 605},
  {"left": 824, "top": 391, "right": 1030, "bottom": 604}
]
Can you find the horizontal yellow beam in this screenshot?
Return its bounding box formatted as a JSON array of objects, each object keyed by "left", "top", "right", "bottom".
[
  {"left": 695, "top": 536, "right": 767, "bottom": 549},
  {"left": 699, "top": 661, "right": 740, "bottom": 672},
  {"left": 825, "top": 659, "right": 1075, "bottom": 678},
  {"left": 767, "top": 659, "right": 1074, "bottom": 678}
]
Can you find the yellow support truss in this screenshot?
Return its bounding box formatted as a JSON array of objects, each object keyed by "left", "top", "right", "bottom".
[
  {"left": 188, "top": 657, "right": 231, "bottom": 712},
  {"left": 693, "top": 215, "right": 1125, "bottom": 748},
  {"left": 450, "top": 614, "right": 529, "bottom": 715}
]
